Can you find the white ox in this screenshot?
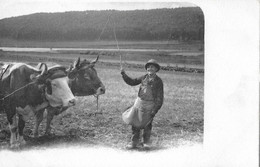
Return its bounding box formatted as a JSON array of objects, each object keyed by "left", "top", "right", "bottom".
[{"left": 0, "top": 63, "right": 76, "bottom": 148}]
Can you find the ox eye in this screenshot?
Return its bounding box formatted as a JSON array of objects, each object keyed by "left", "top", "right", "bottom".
[
  {"left": 84, "top": 74, "right": 91, "bottom": 80},
  {"left": 52, "top": 83, "right": 57, "bottom": 87},
  {"left": 84, "top": 76, "right": 91, "bottom": 80}
]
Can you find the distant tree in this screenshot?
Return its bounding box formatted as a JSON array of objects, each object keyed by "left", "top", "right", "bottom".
[{"left": 0, "top": 7, "right": 204, "bottom": 41}]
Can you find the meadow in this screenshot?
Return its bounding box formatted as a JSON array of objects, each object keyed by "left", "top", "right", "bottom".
[
  {"left": 0, "top": 40, "right": 204, "bottom": 150},
  {"left": 0, "top": 66, "right": 204, "bottom": 150}
]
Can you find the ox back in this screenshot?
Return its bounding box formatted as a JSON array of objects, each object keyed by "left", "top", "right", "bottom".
[{"left": 2, "top": 64, "right": 46, "bottom": 108}]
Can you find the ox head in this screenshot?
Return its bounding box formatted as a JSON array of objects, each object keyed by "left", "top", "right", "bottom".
[
  {"left": 33, "top": 63, "right": 76, "bottom": 108},
  {"left": 68, "top": 56, "right": 105, "bottom": 96}
]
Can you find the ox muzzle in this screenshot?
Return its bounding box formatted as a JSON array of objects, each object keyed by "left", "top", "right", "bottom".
[{"left": 95, "top": 83, "right": 106, "bottom": 96}]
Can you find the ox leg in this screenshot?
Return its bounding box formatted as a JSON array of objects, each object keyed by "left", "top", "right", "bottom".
[
  {"left": 45, "top": 109, "right": 55, "bottom": 136},
  {"left": 5, "top": 100, "right": 19, "bottom": 148},
  {"left": 8, "top": 114, "right": 18, "bottom": 148},
  {"left": 17, "top": 114, "right": 26, "bottom": 146},
  {"left": 34, "top": 109, "right": 44, "bottom": 137}
]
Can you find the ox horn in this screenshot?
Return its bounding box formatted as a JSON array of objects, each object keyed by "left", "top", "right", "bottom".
[
  {"left": 36, "top": 63, "right": 43, "bottom": 70},
  {"left": 66, "top": 64, "right": 73, "bottom": 73},
  {"left": 74, "top": 57, "right": 81, "bottom": 69},
  {"left": 39, "top": 63, "right": 48, "bottom": 76},
  {"left": 35, "top": 63, "right": 47, "bottom": 79},
  {"left": 91, "top": 55, "right": 99, "bottom": 64},
  {"left": 30, "top": 63, "right": 48, "bottom": 82}
]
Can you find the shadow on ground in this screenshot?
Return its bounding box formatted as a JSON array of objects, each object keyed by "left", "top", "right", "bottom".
[{"left": 0, "top": 133, "right": 167, "bottom": 152}]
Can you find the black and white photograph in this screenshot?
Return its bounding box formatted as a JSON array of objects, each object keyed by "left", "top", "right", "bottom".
[{"left": 0, "top": 0, "right": 258, "bottom": 167}]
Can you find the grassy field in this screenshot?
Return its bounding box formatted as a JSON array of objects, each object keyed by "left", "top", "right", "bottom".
[
  {"left": 0, "top": 40, "right": 204, "bottom": 151},
  {"left": 0, "top": 65, "right": 204, "bottom": 150}
]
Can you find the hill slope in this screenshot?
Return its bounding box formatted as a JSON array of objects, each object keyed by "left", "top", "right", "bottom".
[{"left": 0, "top": 7, "right": 204, "bottom": 41}]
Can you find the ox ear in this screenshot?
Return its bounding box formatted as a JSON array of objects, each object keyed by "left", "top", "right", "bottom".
[
  {"left": 88, "top": 64, "right": 95, "bottom": 68},
  {"left": 67, "top": 64, "right": 78, "bottom": 79},
  {"left": 68, "top": 70, "right": 77, "bottom": 79},
  {"left": 30, "top": 73, "right": 38, "bottom": 82},
  {"left": 91, "top": 55, "right": 99, "bottom": 64}
]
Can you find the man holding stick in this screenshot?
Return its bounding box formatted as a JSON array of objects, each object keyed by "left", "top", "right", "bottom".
[{"left": 120, "top": 59, "right": 164, "bottom": 149}]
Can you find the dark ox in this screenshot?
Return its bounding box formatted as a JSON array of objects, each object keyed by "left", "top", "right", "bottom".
[
  {"left": 0, "top": 63, "right": 76, "bottom": 148},
  {"left": 34, "top": 56, "right": 105, "bottom": 137}
]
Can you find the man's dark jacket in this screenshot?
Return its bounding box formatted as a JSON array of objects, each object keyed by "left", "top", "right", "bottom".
[{"left": 121, "top": 71, "right": 164, "bottom": 116}]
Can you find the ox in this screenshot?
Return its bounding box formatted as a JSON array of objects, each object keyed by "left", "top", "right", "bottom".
[
  {"left": 0, "top": 63, "right": 76, "bottom": 148},
  {"left": 34, "top": 56, "right": 105, "bottom": 137}
]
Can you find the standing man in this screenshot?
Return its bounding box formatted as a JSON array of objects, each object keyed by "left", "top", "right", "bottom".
[{"left": 121, "top": 59, "right": 164, "bottom": 149}]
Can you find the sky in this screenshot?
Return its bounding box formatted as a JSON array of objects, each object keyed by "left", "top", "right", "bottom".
[{"left": 0, "top": 0, "right": 197, "bottom": 20}]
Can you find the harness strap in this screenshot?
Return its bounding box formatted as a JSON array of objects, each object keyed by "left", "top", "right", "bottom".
[{"left": 0, "top": 82, "right": 35, "bottom": 101}]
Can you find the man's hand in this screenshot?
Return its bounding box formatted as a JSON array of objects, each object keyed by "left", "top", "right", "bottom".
[{"left": 120, "top": 67, "right": 125, "bottom": 74}]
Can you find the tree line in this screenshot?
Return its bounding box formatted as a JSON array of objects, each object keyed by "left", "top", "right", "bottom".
[{"left": 0, "top": 7, "right": 204, "bottom": 41}]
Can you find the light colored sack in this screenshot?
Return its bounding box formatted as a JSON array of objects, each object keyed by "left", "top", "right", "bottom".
[{"left": 122, "top": 97, "right": 154, "bottom": 128}]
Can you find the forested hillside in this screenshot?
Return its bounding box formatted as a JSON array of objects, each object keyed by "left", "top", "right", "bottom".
[{"left": 0, "top": 7, "right": 204, "bottom": 41}]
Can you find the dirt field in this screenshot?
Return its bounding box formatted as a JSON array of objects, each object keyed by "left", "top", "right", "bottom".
[{"left": 0, "top": 43, "right": 204, "bottom": 151}]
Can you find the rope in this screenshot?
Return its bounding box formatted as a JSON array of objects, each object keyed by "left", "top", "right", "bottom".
[
  {"left": 93, "top": 94, "right": 102, "bottom": 116},
  {"left": 92, "top": 13, "right": 123, "bottom": 116},
  {"left": 97, "top": 15, "right": 111, "bottom": 41},
  {"left": 0, "top": 82, "right": 35, "bottom": 101},
  {"left": 92, "top": 13, "right": 121, "bottom": 116},
  {"left": 92, "top": 15, "right": 113, "bottom": 116},
  {"left": 112, "top": 18, "right": 122, "bottom": 68},
  {"left": 96, "top": 13, "right": 122, "bottom": 68}
]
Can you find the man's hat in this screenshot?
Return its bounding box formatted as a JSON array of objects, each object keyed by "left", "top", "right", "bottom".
[{"left": 145, "top": 59, "right": 160, "bottom": 72}]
